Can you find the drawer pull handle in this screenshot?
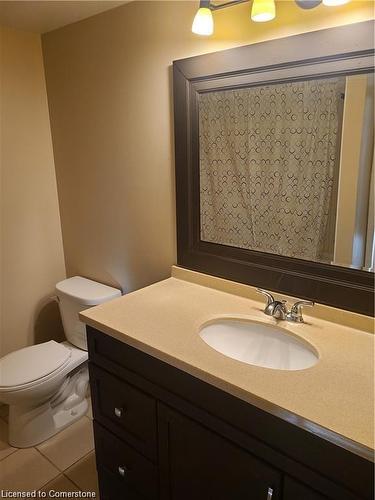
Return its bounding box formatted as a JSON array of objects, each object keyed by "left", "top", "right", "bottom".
[
  {"left": 118, "top": 465, "right": 128, "bottom": 477},
  {"left": 267, "top": 487, "right": 273, "bottom": 500},
  {"left": 114, "top": 407, "right": 124, "bottom": 418}
]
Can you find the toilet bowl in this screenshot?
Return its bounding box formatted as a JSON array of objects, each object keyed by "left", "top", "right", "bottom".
[{"left": 0, "top": 276, "right": 121, "bottom": 447}]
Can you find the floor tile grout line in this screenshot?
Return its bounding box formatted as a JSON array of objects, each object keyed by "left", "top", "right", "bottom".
[
  {"left": 2, "top": 447, "right": 62, "bottom": 492},
  {"left": 62, "top": 449, "right": 97, "bottom": 493},
  {"left": 40, "top": 473, "right": 68, "bottom": 491},
  {"left": 0, "top": 445, "right": 93, "bottom": 492},
  {"left": 0, "top": 419, "right": 93, "bottom": 465},
  {"left": 63, "top": 448, "right": 95, "bottom": 473},
  {"left": 0, "top": 415, "right": 95, "bottom": 491},
  {"left": 35, "top": 446, "right": 65, "bottom": 477},
  {"left": 42, "top": 447, "right": 97, "bottom": 493},
  {"left": 61, "top": 472, "right": 84, "bottom": 492},
  {"left": 63, "top": 451, "right": 98, "bottom": 494},
  {"left": 0, "top": 447, "right": 18, "bottom": 462},
  {"left": 35, "top": 416, "right": 94, "bottom": 469},
  {"left": 36, "top": 445, "right": 63, "bottom": 470},
  {"left": 36, "top": 437, "right": 95, "bottom": 473}
]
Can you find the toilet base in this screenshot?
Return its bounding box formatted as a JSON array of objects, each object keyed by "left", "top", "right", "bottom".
[{"left": 8, "top": 366, "right": 89, "bottom": 448}]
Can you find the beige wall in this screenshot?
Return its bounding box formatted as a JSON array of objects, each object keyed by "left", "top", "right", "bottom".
[
  {"left": 42, "top": 0, "right": 375, "bottom": 294},
  {"left": 0, "top": 26, "right": 66, "bottom": 356}
]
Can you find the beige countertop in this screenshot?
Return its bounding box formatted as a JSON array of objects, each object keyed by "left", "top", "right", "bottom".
[{"left": 80, "top": 275, "right": 374, "bottom": 459}]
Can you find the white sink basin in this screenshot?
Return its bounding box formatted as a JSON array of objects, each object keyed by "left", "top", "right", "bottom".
[{"left": 199, "top": 319, "right": 318, "bottom": 371}]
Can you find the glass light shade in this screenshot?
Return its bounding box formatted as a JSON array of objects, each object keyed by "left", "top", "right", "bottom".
[
  {"left": 251, "top": 0, "right": 276, "bottom": 22},
  {"left": 192, "top": 7, "right": 214, "bottom": 36},
  {"left": 322, "top": 0, "right": 350, "bottom": 5}
]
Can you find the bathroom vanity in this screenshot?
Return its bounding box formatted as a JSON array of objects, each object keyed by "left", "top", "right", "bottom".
[
  {"left": 81, "top": 272, "right": 374, "bottom": 500},
  {"left": 82, "top": 20, "right": 375, "bottom": 500}
]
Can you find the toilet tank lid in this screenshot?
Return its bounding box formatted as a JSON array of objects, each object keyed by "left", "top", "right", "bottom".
[
  {"left": 0, "top": 341, "right": 71, "bottom": 389},
  {"left": 56, "top": 276, "right": 122, "bottom": 306}
]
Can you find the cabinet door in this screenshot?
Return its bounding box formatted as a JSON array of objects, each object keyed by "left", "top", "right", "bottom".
[
  {"left": 158, "top": 403, "right": 281, "bottom": 500},
  {"left": 284, "top": 477, "right": 329, "bottom": 500}
]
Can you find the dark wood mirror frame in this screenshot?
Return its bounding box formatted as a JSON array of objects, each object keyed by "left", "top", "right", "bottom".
[{"left": 173, "top": 20, "right": 375, "bottom": 317}]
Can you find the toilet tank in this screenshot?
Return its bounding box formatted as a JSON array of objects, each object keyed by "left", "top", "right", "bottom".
[{"left": 55, "top": 276, "right": 122, "bottom": 350}]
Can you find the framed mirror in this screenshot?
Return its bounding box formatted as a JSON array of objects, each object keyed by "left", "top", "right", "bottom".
[{"left": 173, "top": 21, "right": 375, "bottom": 316}]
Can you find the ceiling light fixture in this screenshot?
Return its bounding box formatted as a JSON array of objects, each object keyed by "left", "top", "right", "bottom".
[
  {"left": 251, "top": 0, "right": 276, "bottom": 22},
  {"left": 294, "top": 0, "right": 322, "bottom": 8},
  {"left": 192, "top": 0, "right": 214, "bottom": 36},
  {"left": 191, "top": 0, "right": 350, "bottom": 36}
]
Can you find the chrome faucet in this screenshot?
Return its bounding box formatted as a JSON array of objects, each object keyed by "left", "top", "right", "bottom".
[
  {"left": 256, "top": 289, "right": 288, "bottom": 320},
  {"left": 256, "top": 289, "right": 314, "bottom": 323},
  {"left": 286, "top": 300, "right": 314, "bottom": 323}
]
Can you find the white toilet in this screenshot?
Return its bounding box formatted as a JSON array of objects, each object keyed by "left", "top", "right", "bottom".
[{"left": 0, "top": 276, "right": 121, "bottom": 448}]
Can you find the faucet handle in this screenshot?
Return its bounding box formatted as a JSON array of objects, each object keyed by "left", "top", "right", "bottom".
[
  {"left": 256, "top": 289, "right": 275, "bottom": 307},
  {"left": 287, "top": 300, "right": 314, "bottom": 323}
]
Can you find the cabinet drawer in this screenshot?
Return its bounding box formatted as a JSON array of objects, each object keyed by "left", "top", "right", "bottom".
[
  {"left": 94, "top": 422, "right": 158, "bottom": 500},
  {"left": 97, "top": 465, "right": 146, "bottom": 500},
  {"left": 89, "top": 363, "right": 157, "bottom": 460}
]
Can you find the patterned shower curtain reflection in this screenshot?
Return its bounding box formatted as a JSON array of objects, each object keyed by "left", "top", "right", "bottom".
[{"left": 199, "top": 77, "right": 345, "bottom": 263}]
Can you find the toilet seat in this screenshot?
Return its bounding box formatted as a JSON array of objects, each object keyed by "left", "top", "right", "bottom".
[{"left": 0, "top": 341, "right": 71, "bottom": 391}]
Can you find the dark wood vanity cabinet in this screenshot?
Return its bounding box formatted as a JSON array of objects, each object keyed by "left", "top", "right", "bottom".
[
  {"left": 87, "top": 327, "right": 373, "bottom": 500},
  {"left": 284, "top": 477, "right": 330, "bottom": 500},
  {"left": 157, "top": 404, "right": 281, "bottom": 500}
]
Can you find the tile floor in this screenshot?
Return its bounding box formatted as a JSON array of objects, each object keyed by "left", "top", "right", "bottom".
[{"left": 0, "top": 401, "right": 100, "bottom": 499}]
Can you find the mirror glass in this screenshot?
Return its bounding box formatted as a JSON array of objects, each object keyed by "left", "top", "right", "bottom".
[{"left": 199, "top": 73, "right": 374, "bottom": 271}]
